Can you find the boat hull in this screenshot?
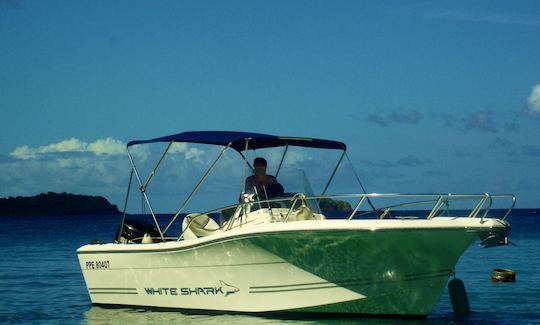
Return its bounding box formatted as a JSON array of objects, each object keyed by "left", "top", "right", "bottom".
[{"left": 77, "top": 218, "right": 507, "bottom": 316}]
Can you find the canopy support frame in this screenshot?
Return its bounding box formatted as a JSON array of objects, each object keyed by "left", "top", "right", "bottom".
[
  {"left": 164, "top": 142, "right": 233, "bottom": 235},
  {"left": 127, "top": 147, "right": 165, "bottom": 241}
]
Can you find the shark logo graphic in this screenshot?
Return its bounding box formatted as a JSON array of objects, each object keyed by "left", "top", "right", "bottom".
[{"left": 219, "top": 280, "right": 240, "bottom": 297}]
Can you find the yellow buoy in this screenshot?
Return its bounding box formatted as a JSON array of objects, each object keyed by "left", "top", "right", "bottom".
[{"left": 492, "top": 268, "right": 516, "bottom": 282}]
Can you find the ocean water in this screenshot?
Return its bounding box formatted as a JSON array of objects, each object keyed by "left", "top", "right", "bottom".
[{"left": 0, "top": 211, "right": 538, "bottom": 324}]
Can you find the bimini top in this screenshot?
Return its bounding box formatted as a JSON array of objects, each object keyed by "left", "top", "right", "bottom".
[{"left": 127, "top": 131, "right": 346, "bottom": 152}]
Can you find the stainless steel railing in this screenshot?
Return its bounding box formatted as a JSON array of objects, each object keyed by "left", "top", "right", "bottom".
[{"left": 170, "top": 192, "right": 516, "bottom": 240}]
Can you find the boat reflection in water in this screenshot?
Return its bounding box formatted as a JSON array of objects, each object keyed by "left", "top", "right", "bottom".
[{"left": 77, "top": 131, "right": 516, "bottom": 318}]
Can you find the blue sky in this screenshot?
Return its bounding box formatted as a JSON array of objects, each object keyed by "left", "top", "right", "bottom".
[{"left": 1, "top": 0, "right": 539, "bottom": 209}]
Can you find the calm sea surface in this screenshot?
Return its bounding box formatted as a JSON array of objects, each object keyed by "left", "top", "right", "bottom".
[{"left": 0, "top": 210, "right": 539, "bottom": 324}]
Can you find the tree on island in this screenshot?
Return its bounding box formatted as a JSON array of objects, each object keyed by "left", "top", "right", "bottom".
[
  {"left": 0, "top": 192, "right": 120, "bottom": 216},
  {"left": 318, "top": 198, "right": 353, "bottom": 212}
]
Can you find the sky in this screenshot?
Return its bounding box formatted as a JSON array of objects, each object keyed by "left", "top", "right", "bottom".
[{"left": 1, "top": 0, "right": 539, "bottom": 210}]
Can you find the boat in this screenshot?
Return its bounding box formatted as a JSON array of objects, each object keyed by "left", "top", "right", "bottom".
[{"left": 77, "top": 131, "right": 515, "bottom": 317}]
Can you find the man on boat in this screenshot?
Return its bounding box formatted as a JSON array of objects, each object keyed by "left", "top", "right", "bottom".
[{"left": 245, "top": 157, "right": 284, "bottom": 198}]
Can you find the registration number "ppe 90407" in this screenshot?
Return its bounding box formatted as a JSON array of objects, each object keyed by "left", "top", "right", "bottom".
[{"left": 85, "top": 260, "right": 110, "bottom": 269}]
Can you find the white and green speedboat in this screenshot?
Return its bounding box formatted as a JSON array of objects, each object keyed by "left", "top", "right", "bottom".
[{"left": 77, "top": 131, "right": 514, "bottom": 317}]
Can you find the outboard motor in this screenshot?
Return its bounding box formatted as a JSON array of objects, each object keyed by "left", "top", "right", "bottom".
[{"left": 115, "top": 219, "right": 165, "bottom": 243}]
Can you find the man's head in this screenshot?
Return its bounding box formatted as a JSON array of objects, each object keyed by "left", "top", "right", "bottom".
[{"left": 253, "top": 157, "right": 267, "bottom": 175}]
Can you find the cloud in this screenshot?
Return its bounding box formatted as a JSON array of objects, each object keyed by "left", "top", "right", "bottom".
[
  {"left": 359, "top": 155, "right": 432, "bottom": 168},
  {"left": 429, "top": 110, "right": 524, "bottom": 134},
  {"left": 358, "top": 159, "right": 393, "bottom": 168},
  {"left": 10, "top": 146, "right": 39, "bottom": 160},
  {"left": 1, "top": 138, "right": 210, "bottom": 207},
  {"left": 10, "top": 137, "right": 126, "bottom": 160},
  {"left": 528, "top": 84, "right": 540, "bottom": 115},
  {"left": 40, "top": 138, "right": 87, "bottom": 154},
  {"left": 429, "top": 112, "right": 455, "bottom": 127},
  {"left": 521, "top": 145, "right": 540, "bottom": 157},
  {"left": 504, "top": 121, "right": 520, "bottom": 132},
  {"left": 397, "top": 155, "right": 432, "bottom": 167},
  {"left": 422, "top": 8, "right": 540, "bottom": 27},
  {"left": 366, "top": 109, "right": 519, "bottom": 134},
  {"left": 461, "top": 111, "right": 498, "bottom": 133},
  {"left": 0, "top": 151, "right": 128, "bottom": 202},
  {"left": 0, "top": 0, "right": 21, "bottom": 9},
  {"left": 367, "top": 110, "right": 423, "bottom": 127},
  {"left": 367, "top": 114, "right": 388, "bottom": 127},
  {"left": 87, "top": 138, "right": 125, "bottom": 155},
  {"left": 169, "top": 143, "right": 205, "bottom": 162},
  {"left": 455, "top": 150, "right": 484, "bottom": 159},
  {"left": 389, "top": 110, "right": 423, "bottom": 124},
  {"left": 489, "top": 136, "right": 515, "bottom": 150}
]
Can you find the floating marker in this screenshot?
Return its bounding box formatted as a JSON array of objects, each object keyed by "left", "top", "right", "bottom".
[{"left": 492, "top": 268, "right": 516, "bottom": 282}]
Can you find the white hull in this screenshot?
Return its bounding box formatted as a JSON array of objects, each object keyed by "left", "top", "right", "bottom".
[{"left": 78, "top": 217, "right": 508, "bottom": 316}]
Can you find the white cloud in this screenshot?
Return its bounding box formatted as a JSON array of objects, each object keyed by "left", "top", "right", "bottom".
[
  {"left": 528, "top": 84, "right": 540, "bottom": 115},
  {"left": 40, "top": 137, "right": 87, "bottom": 153},
  {"left": 10, "top": 137, "right": 126, "bottom": 160},
  {"left": 0, "top": 153, "right": 128, "bottom": 204},
  {"left": 2, "top": 138, "right": 212, "bottom": 209},
  {"left": 9, "top": 145, "right": 38, "bottom": 160},
  {"left": 128, "top": 145, "right": 151, "bottom": 161},
  {"left": 169, "top": 142, "right": 205, "bottom": 162},
  {"left": 87, "top": 137, "right": 125, "bottom": 155}
]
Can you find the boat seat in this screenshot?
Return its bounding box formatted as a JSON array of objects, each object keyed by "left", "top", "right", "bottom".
[{"left": 181, "top": 213, "right": 221, "bottom": 239}]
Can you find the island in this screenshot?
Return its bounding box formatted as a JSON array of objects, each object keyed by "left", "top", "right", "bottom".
[
  {"left": 318, "top": 198, "right": 353, "bottom": 212},
  {"left": 0, "top": 192, "right": 120, "bottom": 216}
]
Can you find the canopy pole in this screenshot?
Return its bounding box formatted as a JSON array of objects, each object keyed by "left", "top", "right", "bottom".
[
  {"left": 127, "top": 147, "right": 165, "bottom": 241},
  {"left": 241, "top": 138, "right": 251, "bottom": 196},
  {"left": 164, "top": 142, "right": 232, "bottom": 235},
  {"left": 237, "top": 151, "right": 253, "bottom": 170},
  {"left": 275, "top": 144, "right": 289, "bottom": 178},
  {"left": 142, "top": 141, "right": 172, "bottom": 191},
  {"left": 117, "top": 168, "right": 134, "bottom": 243},
  {"left": 240, "top": 138, "right": 251, "bottom": 226},
  {"left": 321, "top": 149, "right": 346, "bottom": 196}
]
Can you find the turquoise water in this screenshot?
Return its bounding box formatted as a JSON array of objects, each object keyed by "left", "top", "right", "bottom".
[{"left": 0, "top": 211, "right": 538, "bottom": 324}]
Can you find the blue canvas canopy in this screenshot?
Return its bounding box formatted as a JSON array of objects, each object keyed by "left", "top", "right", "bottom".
[{"left": 127, "top": 131, "right": 346, "bottom": 152}]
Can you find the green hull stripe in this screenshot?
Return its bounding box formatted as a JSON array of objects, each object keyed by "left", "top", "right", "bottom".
[
  {"left": 90, "top": 292, "right": 139, "bottom": 295},
  {"left": 250, "top": 269, "right": 450, "bottom": 292},
  {"left": 250, "top": 284, "right": 338, "bottom": 293}
]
